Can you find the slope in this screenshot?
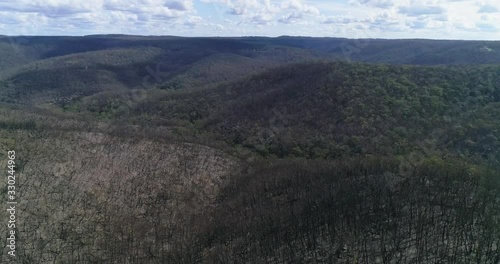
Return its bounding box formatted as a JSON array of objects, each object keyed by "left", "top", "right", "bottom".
[{"left": 125, "top": 61, "right": 500, "bottom": 164}]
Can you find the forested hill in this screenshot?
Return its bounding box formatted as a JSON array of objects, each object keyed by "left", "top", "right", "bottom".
[
  {"left": 2, "top": 35, "right": 500, "bottom": 67},
  {"left": 1, "top": 35, "right": 500, "bottom": 104},
  {"left": 1, "top": 36, "right": 500, "bottom": 263},
  {"left": 122, "top": 61, "right": 500, "bottom": 164}
]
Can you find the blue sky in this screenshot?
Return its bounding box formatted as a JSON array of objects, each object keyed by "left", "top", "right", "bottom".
[{"left": 0, "top": 0, "right": 499, "bottom": 40}]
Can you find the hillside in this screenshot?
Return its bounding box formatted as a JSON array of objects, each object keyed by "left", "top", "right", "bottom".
[
  {"left": 2, "top": 36, "right": 500, "bottom": 104},
  {"left": 0, "top": 36, "right": 500, "bottom": 263},
  {"left": 268, "top": 37, "right": 500, "bottom": 64},
  {"left": 116, "top": 62, "right": 500, "bottom": 164}
]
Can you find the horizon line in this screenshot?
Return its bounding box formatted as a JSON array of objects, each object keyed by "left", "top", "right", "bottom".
[{"left": 0, "top": 34, "right": 499, "bottom": 42}]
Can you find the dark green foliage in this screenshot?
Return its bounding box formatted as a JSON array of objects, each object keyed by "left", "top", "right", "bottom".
[{"left": 125, "top": 62, "right": 500, "bottom": 163}]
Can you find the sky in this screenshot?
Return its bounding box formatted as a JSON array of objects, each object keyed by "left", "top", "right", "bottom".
[{"left": 0, "top": 0, "right": 499, "bottom": 40}]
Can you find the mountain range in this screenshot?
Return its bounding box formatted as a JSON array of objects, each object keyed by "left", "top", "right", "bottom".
[{"left": 0, "top": 35, "right": 499, "bottom": 263}]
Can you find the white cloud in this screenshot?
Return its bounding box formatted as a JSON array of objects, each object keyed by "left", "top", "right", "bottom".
[
  {"left": 348, "top": 0, "right": 396, "bottom": 9},
  {"left": 184, "top": 15, "right": 203, "bottom": 27},
  {"left": 249, "top": 13, "right": 274, "bottom": 25},
  {"left": 201, "top": 0, "right": 317, "bottom": 25},
  {"left": 0, "top": 0, "right": 97, "bottom": 17},
  {"left": 281, "top": 0, "right": 319, "bottom": 15},
  {"left": 104, "top": 0, "right": 194, "bottom": 20},
  {"left": 322, "top": 16, "right": 364, "bottom": 25},
  {"left": 0, "top": 0, "right": 498, "bottom": 39},
  {"left": 202, "top": 0, "right": 276, "bottom": 16},
  {"left": 278, "top": 12, "right": 303, "bottom": 24}
]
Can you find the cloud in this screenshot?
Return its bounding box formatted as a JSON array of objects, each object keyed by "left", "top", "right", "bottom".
[
  {"left": 0, "top": 0, "right": 201, "bottom": 35},
  {"left": 476, "top": 22, "right": 497, "bottom": 32},
  {"left": 165, "top": 1, "right": 192, "bottom": 11},
  {"left": 349, "top": 0, "right": 396, "bottom": 9},
  {"left": 0, "top": 11, "right": 32, "bottom": 24},
  {"left": 0, "top": 0, "right": 95, "bottom": 18},
  {"left": 202, "top": 0, "right": 318, "bottom": 25},
  {"left": 184, "top": 16, "right": 203, "bottom": 27},
  {"left": 408, "top": 20, "right": 428, "bottom": 29},
  {"left": 278, "top": 12, "right": 303, "bottom": 24},
  {"left": 202, "top": 0, "right": 273, "bottom": 16},
  {"left": 103, "top": 0, "right": 194, "bottom": 20},
  {"left": 398, "top": 6, "right": 446, "bottom": 17},
  {"left": 322, "top": 16, "right": 363, "bottom": 25},
  {"left": 250, "top": 13, "right": 274, "bottom": 25},
  {"left": 227, "top": 7, "right": 245, "bottom": 15},
  {"left": 67, "top": 17, "right": 96, "bottom": 29},
  {"left": 0, "top": 0, "right": 498, "bottom": 39},
  {"left": 405, "top": 15, "right": 446, "bottom": 30},
  {"left": 365, "top": 11, "right": 405, "bottom": 32},
  {"left": 478, "top": 4, "right": 498, "bottom": 13},
  {"left": 433, "top": 14, "right": 448, "bottom": 22},
  {"left": 281, "top": 0, "right": 319, "bottom": 15}
]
